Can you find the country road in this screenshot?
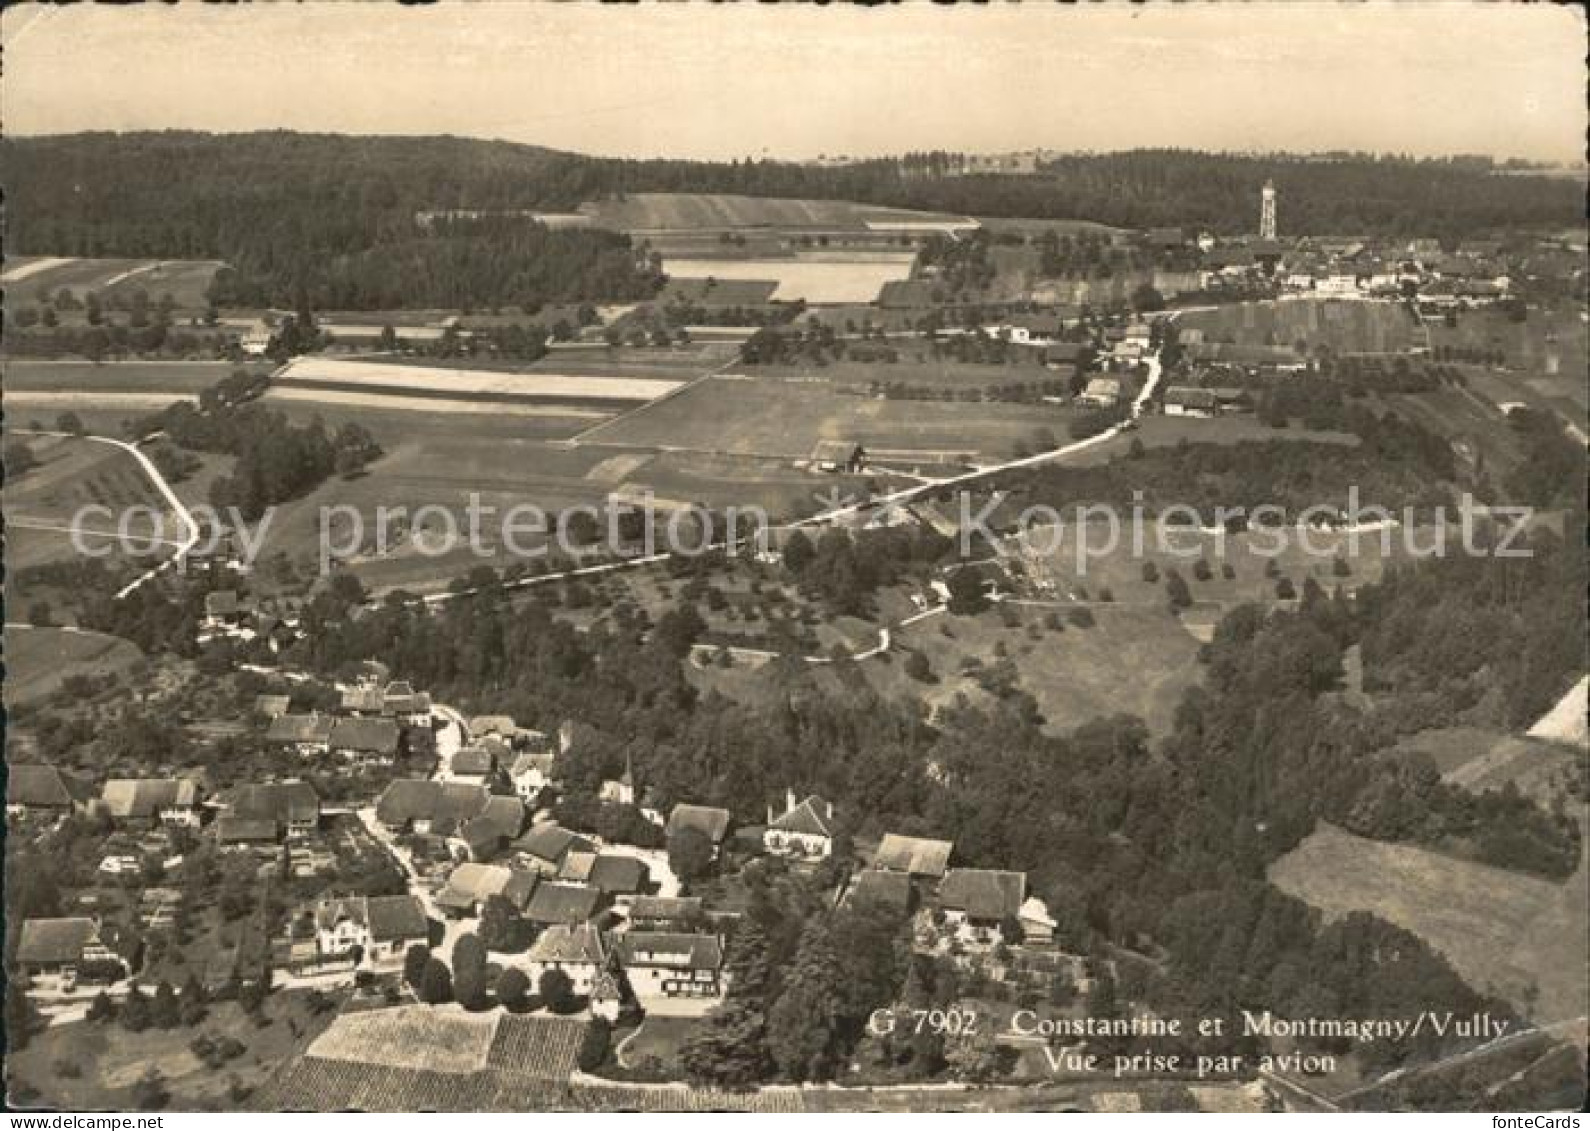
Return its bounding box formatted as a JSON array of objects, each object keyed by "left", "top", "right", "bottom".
[{"left": 14, "top": 427, "right": 201, "bottom": 598}]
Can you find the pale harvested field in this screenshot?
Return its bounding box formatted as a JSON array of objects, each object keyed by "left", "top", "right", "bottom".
[
  {"left": 265, "top": 386, "right": 610, "bottom": 418},
  {"left": 1270, "top": 822, "right": 1588, "bottom": 1024},
  {"left": 1528, "top": 676, "right": 1588, "bottom": 746},
  {"left": 664, "top": 254, "right": 916, "bottom": 304},
  {"left": 277, "top": 357, "right": 683, "bottom": 402},
  {"left": 582, "top": 191, "right": 970, "bottom": 232},
  {"left": 1, "top": 256, "right": 73, "bottom": 283}
]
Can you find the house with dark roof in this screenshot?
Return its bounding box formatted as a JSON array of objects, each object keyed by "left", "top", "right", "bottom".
[
  {"left": 382, "top": 681, "right": 433, "bottom": 727},
  {"left": 612, "top": 932, "right": 725, "bottom": 1003},
  {"left": 809, "top": 440, "right": 866, "bottom": 474},
  {"left": 586, "top": 855, "right": 650, "bottom": 901},
  {"left": 338, "top": 686, "right": 386, "bottom": 716},
  {"left": 518, "top": 923, "right": 606, "bottom": 996},
  {"left": 375, "top": 780, "right": 490, "bottom": 837},
  {"left": 846, "top": 869, "right": 915, "bottom": 917},
  {"left": 6, "top": 764, "right": 90, "bottom": 815},
  {"left": 873, "top": 833, "right": 954, "bottom": 879},
  {"left": 266, "top": 713, "right": 334, "bottom": 756},
  {"left": 763, "top": 793, "right": 835, "bottom": 860},
  {"left": 222, "top": 781, "right": 321, "bottom": 840},
  {"left": 330, "top": 717, "right": 402, "bottom": 764},
  {"left": 435, "top": 862, "right": 537, "bottom": 918},
  {"left": 99, "top": 779, "right": 201, "bottom": 829},
  {"left": 936, "top": 868, "right": 1027, "bottom": 946},
  {"left": 216, "top": 816, "right": 282, "bottom": 848},
  {"left": 666, "top": 804, "right": 732, "bottom": 859},
  {"left": 626, "top": 896, "right": 705, "bottom": 933},
  {"left": 16, "top": 917, "right": 120, "bottom": 982},
  {"left": 513, "top": 823, "right": 595, "bottom": 876},
  {"left": 449, "top": 743, "right": 496, "bottom": 785},
  {"left": 524, "top": 881, "right": 604, "bottom": 928},
  {"left": 1163, "top": 386, "right": 1218, "bottom": 419},
  {"left": 454, "top": 795, "right": 527, "bottom": 862}
]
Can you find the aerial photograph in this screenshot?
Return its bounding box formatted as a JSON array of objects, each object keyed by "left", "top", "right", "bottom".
[{"left": 1, "top": 1, "right": 1585, "bottom": 1118}]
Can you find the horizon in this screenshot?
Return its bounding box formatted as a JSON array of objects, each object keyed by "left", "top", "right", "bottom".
[{"left": 3, "top": 3, "right": 1585, "bottom": 166}]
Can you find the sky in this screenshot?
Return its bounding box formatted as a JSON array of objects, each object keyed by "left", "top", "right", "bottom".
[{"left": 3, "top": 2, "right": 1585, "bottom": 165}]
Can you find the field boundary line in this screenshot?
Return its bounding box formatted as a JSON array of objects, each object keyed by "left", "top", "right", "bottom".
[{"left": 566, "top": 352, "right": 744, "bottom": 446}]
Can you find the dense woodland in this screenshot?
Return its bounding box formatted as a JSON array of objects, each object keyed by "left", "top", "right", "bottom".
[{"left": 5, "top": 134, "right": 1582, "bottom": 311}]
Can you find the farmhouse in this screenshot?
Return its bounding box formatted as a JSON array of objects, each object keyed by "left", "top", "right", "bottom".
[
  {"left": 519, "top": 923, "right": 607, "bottom": 996},
  {"left": 873, "top": 833, "right": 954, "bottom": 879},
  {"left": 809, "top": 439, "right": 867, "bottom": 474},
  {"left": 329, "top": 717, "right": 402, "bottom": 764},
  {"left": 436, "top": 863, "right": 537, "bottom": 918},
  {"left": 99, "top": 778, "right": 201, "bottom": 829},
  {"left": 382, "top": 680, "right": 433, "bottom": 726},
  {"left": 936, "top": 868, "right": 1027, "bottom": 947},
  {"left": 450, "top": 743, "right": 497, "bottom": 785},
  {"left": 524, "top": 881, "right": 605, "bottom": 928},
  {"left": 221, "top": 780, "right": 322, "bottom": 840},
  {"left": 7, "top": 764, "right": 90, "bottom": 816},
  {"left": 613, "top": 932, "right": 726, "bottom": 1004},
  {"left": 16, "top": 918, "right": 120, "bottom": 983},
  {"left": 845, "top": 869, "right": 915, "bottom": 917},
  {"left": 376, "top": 779, "right": 491, "bottom": 836},
  {"left": 1163, "top": 387, "right": 1218, "bottom": 418},
  {"left": 997, "top": 313, "right": 1062, "bottom": 346},
  {"left": 584, "top": 855, "right": 651, "bottom": 902},
  {"left": 455, "top": 795, "right": 528, "bottom": 861},
  {"left": 763, "top": 793, "right": 835, "bottom": 860},
  {"left": 215, "top": 816, "right": 282, "bottom": 849},
  {"left": 514, "top": 823, "right": 596, "bottom": 876},
  {"left": 266, "top": 713, "right": 334, "bottom": 756},
  {"left": 202, "top": 589, "right": 252, "bottom": 630},
  {"left": 339, "top": 686, "right": 386, "bottom": 716},
  {"left": 253, "top": 693, "right": 292, "bottom": 719},
  {"left": 1078, "top": 377, "right": 1122, "bottom": 408},
  {"left": 666, "top": 804, "right": 733, "bottom": 860},
  {"left": 626, "top": 896, "right": 706, "bottom": 933}
]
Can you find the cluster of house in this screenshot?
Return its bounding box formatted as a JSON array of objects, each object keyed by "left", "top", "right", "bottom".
[
  {"left": 198, "top": 588, "right": 303, "bottom": 651},
  {"left": 261, "top": 671, "right": 437, "bottom": 767},
  {"left": 846, "top": 832, "right": 1055, "bottom": 953}
]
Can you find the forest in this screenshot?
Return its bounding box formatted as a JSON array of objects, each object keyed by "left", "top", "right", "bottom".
[{"left": 5, "top": 134, "right": 1582, "bottom": 311}]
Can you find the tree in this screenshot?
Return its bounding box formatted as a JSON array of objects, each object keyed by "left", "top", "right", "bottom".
[
  {"left": 783, "top": 529, "right": 816, "bottom": 574},
  {"left": 418, "top": 957, "right": 453, "bottom": 1005},
  {"left": 453, "top": 932, "right": 489, "bottom": 1010},
  {"left": 378, "top": 324, "right": 398, "bottom": 351},
  {"left": 5, "top": 982, "right": 41, "bottom": 1050},
  {"left": 478, "top": 894, "right": 521, "bottom": 952},
  {"left": 904, "top": 651, "right": 932, "bottom": 682},
  {"left": 120, "top": 984, "right": 152, "bottom": 1032},
  {"left": 944, "top": 1021, "right": 1010, "bottom": 1083},
  {"left": 1193, "top": 557, "right": 1213, "bottom": 582},
  {"left": 1275, "top": 577, "right": 1297, "bottom": 600},
  {"left": 132, "top": 1068, "right": 169, "bottom": 1111},
  {"left": 5, "top": 440, "right": 38, "bottom": 477},
  {"left": 538, "top": 967, "right": 577, "bottom": 1014},
  {"left": 945, "top": 567, "right": 988, "bottom": 616},
  {"left": 56, "top": 411, "right": 85, "bottom": 436},
  {"left": 1164, "top": 569, "right": 1193, "bottom": 611},
  {"left": 403, "top": 943, "right": 431, "bottom": 988},
  {"left": 495, "top": 966, "right": 530, "bottom": 1012},
  {"left": 151, "top": 980, "right": 181, "bottom": 1029},
  {"left": 766, "top": 919, "right": 846, "bottom": 1082},
  {"left": 1141, "top": 560, "right": 1160, "bottom": 584},
  {"left": 669, "top": 827, "right": 717, "bottom": 884},
  {"left": 87, "top": 990, "right": 116, "bottom": 1023},
  {"left": 682, "top": 920, "right": 777, "bottom": 1086}
]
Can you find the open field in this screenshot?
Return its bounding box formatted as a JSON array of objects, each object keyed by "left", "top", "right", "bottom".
[
  {"left": 2, "top": 625, "right": 144, "bottom": 707},
  {"left": 1060, "top": 413, "right": 1360, "bottom": 466},
  {"left": 5, "top": 994, "right": 338, "bottom": 1111},
  {"left": 1179, "top": 298, "right": 1421, "bottom": 354},
  {"left": 1385, "top": 726, "right": 1586, "bottom": 810},
  {"left": 657, "top": 277, "right": 781, "bottom": 306},
  {"left": 3, "top": 360, "right": 249, "bottom": 435},
  {"left": 310, "top": 1005, "right": 499, "bottom": 1074},
  {"left": 275, "top": 356, "right": 685, "bottom": 405},
  {"left": 2, "top": 257, "right": 225, "bottom": 311},
  {"left": 753, "top": 358, "right": 1071, "bottom": 393},
  {"left": 581, "top": 192, "right": 973, "bottom": 233},
  {"left": 663, "top": 252, "right": 917, "bottom": 304},
  {"left": 586, "top": 375, "right": 1078, "bottom": 462},
  {"left": 1270, "top": 822, "right": 1589, "bottom": 1025},
  {"left": 888, "top": 603, "right": 1202, "bottom": 737}
]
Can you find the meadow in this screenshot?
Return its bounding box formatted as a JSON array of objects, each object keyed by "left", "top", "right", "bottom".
[
  {"left": 1178, "top": 298, "right": 1421, "bottom": 355},
  {"left": 585, "top": 375, "right": 1078, "bottom": 463},
  {"left": 1, "top": 625, "right": 144, "bottom": 707},
  {"left": 581, "top": 192, "right": 971, "bottom": 233},
  {"left": 1270, "top": 821, "right": 1587, "bottom": 1025},
  {"left": 3, "top": 256, "right": 225, "bottom": 312},
  {"left": 3, "top": 359, "right": 248, "bottom": 435}
]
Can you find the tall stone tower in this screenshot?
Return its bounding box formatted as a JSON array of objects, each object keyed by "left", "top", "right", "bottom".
[{"left": 1260, "top": 179, "right": 1277, "bottom": 240}]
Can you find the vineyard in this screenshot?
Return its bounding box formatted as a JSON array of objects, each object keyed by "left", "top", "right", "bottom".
[
  {"left": 485, "top": 1013, "right": 591, "bottom": 1079},
  {"left": 305, "top": 1006, "right": 499, "bottom": 1074}
]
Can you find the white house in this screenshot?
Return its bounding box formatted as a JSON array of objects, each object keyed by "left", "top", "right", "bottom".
[
  {"left": 763, "top": 792, "right": 835, "bottom": 860},
  {"left": 518, "top": 923, "right": 606, "bottom": 997},
  {"left": 613, "top": 932, "right": 726, "bottom": 1005},
  {"left": 313, "top": 895, "right": 429, "bottom": 969},
  {"left": 510, "top": 750, "right": 557, "bottom": 805}
]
